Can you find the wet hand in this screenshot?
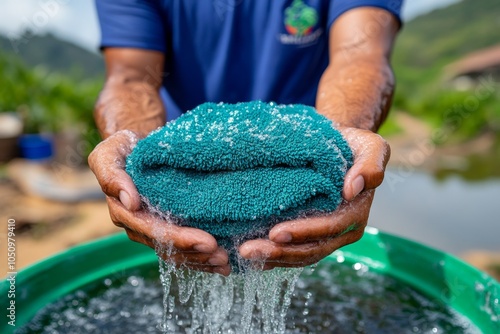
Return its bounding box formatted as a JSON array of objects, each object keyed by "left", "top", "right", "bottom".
[
  {"left": 238, "top": 127, "right": 390, "bottom": 269},
  {"left": 88, "top": 130, "right": 231, "bottom": 276}
]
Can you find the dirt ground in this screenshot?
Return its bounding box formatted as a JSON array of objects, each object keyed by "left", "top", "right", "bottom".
[
  {"left": 0, "top": 173, "right": 121, "bottom": 274},
  {"left": 1, "top": 112, "right": 499, "bottom": 281}
]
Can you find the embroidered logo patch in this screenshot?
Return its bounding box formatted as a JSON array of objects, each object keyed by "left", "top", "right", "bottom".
[
  {"left": 280, "top": 0, "right": 322, "bottom": 45},
  {"left": 284, "top": 0, "right": 318, "bottom": 36}
]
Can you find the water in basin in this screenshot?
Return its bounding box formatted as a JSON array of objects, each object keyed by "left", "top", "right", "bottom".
[{"left": 16, "top": 255, "right": 480, "bottom": 334}]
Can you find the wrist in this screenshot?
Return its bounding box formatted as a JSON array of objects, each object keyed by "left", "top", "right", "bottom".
[
  {"left": 95, "top": 81, "right": 165, "bottom": 139},
  {"left": 316, "top": 59, "right": 394, "bottom": 132}
]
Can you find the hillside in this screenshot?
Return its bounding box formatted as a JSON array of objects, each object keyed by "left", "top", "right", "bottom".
[
  {"left": 380, "top": 0, "right": 500, "bottom": 165},
  {"left": 0, "top": 31, "right": 104, "bottom": 80},
  {"left": 392, "top": 0, "right": 500, "bottom": 83}
]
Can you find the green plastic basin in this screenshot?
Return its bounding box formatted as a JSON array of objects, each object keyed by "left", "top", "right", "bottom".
[{"left": 1, "top": 227, "right": 499, "bottom": 333}]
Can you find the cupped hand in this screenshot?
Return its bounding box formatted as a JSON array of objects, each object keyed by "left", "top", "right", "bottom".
[
  {"left": 88, "top": 130, "right": 231, "bottom": 276},
  {"left": 238, "top": 127, "right": 390, "bottom": 269}
]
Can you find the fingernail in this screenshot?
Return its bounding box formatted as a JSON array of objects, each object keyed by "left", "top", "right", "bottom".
[
  {"left": 194, "top": 244, "right": 213, "bottom": 253},
  {"left": 273, "top": 232, "right": 292, "bottom": 243},
  {"left": 351, "top": 175, "right": 365, "bottom": 199},
  {"left": 119, "top": 190, "right": 131, "bottom": 210}
]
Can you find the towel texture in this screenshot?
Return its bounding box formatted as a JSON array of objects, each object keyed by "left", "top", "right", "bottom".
[{"left": 126, "top": 101, "right": 353, "bottom": 267}]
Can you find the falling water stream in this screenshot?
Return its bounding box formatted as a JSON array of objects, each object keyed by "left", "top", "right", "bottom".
[{"left": 155, "top": 244, "right": 303, "bottom": 334}]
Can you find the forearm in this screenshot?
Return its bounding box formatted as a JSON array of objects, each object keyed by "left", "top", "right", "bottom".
[
  {"left": 94, "top": 48, "right": 166, "bottom": 139},
  {"left": 316, "top": 7, "right": 399, "bottom": 132},
  {"left": 95, "top": 78, "right": 165, "bottom": 139},
  {"left": 315, "top": 57, "right": 395, "bottom": 132}
]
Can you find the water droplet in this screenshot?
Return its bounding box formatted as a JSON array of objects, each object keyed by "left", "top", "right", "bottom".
[
  {"left": 128, "top": 277, "right": 139, "bottom": 287},
  {"left": 120, "top": 311, "right": 131, "bottom": 318}
]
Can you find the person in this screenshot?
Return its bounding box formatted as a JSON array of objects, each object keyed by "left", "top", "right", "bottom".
[{"left": 89, "top": 0, "right": 402, "bottom": 276}]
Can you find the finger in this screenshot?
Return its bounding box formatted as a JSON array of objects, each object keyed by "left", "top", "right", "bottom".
[
  {"left": 126, "top": 227, "right": 230, "bottom": 275},
  {"left": 340, "top": 128, "right": 391, "bottom": 200},
  {"left": 108, "top": 196, "right": 219, "bottom": 253},
  {"left": 123, "top": 228, "right": 222, "bottom": 261},
  {"left": 88, "top": 130, "right": 142, "bottom": 211},
  {"left": 269, "top": 191, "right": 373, "bottom": 244},
  {"left": 268, "top": 214, "right": 360, "bottom": 244},
  {"left": 156, "top": 245, "right": 229, "bottom": 267},
  {"left": 240, "top": 228, "right": 364, "bottom": 267}
]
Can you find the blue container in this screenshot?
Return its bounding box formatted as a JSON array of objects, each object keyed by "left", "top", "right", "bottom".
[{"left": 18, "top": 134, "right": 54, "bottom": 160}]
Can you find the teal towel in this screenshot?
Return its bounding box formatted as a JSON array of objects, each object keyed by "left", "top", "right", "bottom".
[{"left": 126, "top": 101, "right": 353, "bottom": 267}]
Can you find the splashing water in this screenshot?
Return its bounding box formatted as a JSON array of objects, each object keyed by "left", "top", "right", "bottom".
[
  {"left": 141, "top": 197, "right": 305, "bottom": 333},
  {"left": 16, "top": 258, "right": 484, "bottom": 334},
  {"left": 155, "top": 242, "right": 303, "bottom": 334}
]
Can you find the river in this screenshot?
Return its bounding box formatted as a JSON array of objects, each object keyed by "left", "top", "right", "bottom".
[{"left": 370, "top": 168, "right": 500, "bottom": 256}]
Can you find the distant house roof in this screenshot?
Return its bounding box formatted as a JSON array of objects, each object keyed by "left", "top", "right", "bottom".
[{"left": 445, "top": 44, "right": 500, "bottom": 79}]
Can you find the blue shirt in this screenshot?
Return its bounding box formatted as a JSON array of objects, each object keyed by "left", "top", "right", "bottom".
[{"left": 96, "top": 0, "right": 402, "bottom": 120}]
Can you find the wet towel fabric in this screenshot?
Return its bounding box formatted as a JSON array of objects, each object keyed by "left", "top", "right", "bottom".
[{"left": 126, "top": 101, "right": 353, "bottom": 268}]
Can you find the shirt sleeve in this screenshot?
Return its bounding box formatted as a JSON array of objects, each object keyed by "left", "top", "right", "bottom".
[
  {"left": 95, "top": 0, "right": 166, "bottom": 53},
  {"left": 328, "top": 0, "right": 403, "bottom": 28}
]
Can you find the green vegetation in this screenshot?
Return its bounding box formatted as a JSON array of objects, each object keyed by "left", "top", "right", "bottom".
[
  {"left": 391, "top": 0, "right": 500, "bottom": 144},
  {"left": 378, "top": 114, "right": 403, "bottom": 137},
  {"left": 393, "top": 0, "right": 500, "bottom": 69},
  {"left": 0, "top": 39, "right": 102, "bottom": 155}
]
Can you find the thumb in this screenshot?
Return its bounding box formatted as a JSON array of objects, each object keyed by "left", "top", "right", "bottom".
[
  {"left": 341, "top": 129, "right": 391, "bottom": 201},
  {"left": 88, "top": 130, "right": 142, "bottom": 211}
]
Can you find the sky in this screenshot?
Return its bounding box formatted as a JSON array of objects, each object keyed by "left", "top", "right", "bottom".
[{"left": 0, "top": 0, "right": 461, "bottom": 53}]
